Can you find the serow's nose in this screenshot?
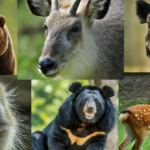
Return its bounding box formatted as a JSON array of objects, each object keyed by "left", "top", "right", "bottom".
[{"left": 38, "top": 57, "right": 56, "bottom": 74}]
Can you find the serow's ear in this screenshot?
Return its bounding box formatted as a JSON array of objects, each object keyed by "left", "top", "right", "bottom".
[
  {"left": 25, "top": 0, "right": 51, "bottom": 17},
  {"left": 69, "top": 82, "right": 82, "bottom": 93},
  {"left": 102, "top": 85, "right": 114, "bottom": 98},
  {"left": 0, "top": 16, "right": 5, "bottom": 28},
  {"left": 136, "top": 0, "right": 150, "bottom": 24},
  {"left": 85, "top": 0, "right": 111, "bottom": 25}
]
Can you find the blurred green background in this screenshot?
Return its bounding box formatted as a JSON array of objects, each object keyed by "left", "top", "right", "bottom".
[
  {"left": 18, "top": 0, "right": 45, "bottom": 79},
  {"left": 0, "top": 0, "right": 17, "bottom": 74},
  {"left": 125, "top": 0, "right": 150, "bottom": 72},
  {"left": 32, "top": 80, "right": 90, "bottom": 132}
]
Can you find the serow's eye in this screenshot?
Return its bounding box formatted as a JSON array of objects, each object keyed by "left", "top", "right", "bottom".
[
  {"left": 71, "top": 26, "right": 80, "bottom": 32},
  {"left": 43, "top": 25, "right": 48, "bottom": 31}
]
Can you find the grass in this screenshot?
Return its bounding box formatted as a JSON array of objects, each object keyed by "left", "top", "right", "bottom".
[{"left": 119, "top": 97, "right": 150, "bottom": 150}]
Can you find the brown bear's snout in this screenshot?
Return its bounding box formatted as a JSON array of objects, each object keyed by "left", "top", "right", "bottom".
[{"left": 0, "top": 16, "right": 5, "bottom": 28}]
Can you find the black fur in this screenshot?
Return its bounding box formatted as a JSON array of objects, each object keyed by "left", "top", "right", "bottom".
[
  {"left": 120, "top": 110, "right": 131, "bottom": 114},
  {"left": 69, "top": 82, "right": 82, "bottom": 93},
  {"left": 32, "top": 131, "right": 48, "bottom": 150},
  {"left": 32, "top": 82, "right": 116, "bottom": 150},
  {"left": 102, "top": 85, "right": 114, "bottom": 98},
  {"left": 136, "top": 0, "right": 150, "bottom": 24}
]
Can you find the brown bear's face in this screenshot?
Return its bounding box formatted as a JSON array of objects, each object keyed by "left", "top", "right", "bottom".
[{"left": 0, "top": 16, "right": 8, "bottom": 56}]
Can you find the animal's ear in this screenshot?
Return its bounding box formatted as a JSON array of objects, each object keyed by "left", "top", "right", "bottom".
[
  {"left": 102, "top": 85, "right": 114, "bottom": 98},
  {"left": 0, "top": 16, "right": 5, "bottom": 28},
  {"left": 25, "top": 0, "right": 51, "bottom": 17},
  {"left": 69, "top": 82, "right": 82, "bottom": 93},
  {"left": 84, "top": 0, "right": 111, "bottom": 25},
  {"left": 145, "top": 33, "right": 150, "bottom": 57},
  {"left": 136, "top": 0, "right": 150, "bottom": 24}
]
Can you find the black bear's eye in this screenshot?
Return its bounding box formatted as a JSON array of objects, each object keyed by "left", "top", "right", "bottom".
[
  {"left": 95, "top": 100, "right": 99, "bottom": 104},
  {"left": 82, "top": 100, "right": 86, "bottom": 104}
]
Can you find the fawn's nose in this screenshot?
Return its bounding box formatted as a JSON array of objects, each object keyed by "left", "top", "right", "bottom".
[{"left": 38, "top": 57, "right": 57, "bottom": 74}]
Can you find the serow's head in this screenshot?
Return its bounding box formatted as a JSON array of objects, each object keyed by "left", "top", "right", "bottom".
[
  {"left": 26, "top": 0, "right": 111, "bottom": 78},
  {"left": 69, "top": 82, "right": 114, "bottom": 123}
]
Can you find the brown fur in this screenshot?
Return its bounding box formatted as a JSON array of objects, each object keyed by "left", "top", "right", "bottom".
[{"left": 0, "top": 16, "right": 16, "bottom": 75}]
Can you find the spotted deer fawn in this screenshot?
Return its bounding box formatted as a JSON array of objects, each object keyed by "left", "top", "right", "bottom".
[
  {"left": 25, "top": 0, "right": 124, "bottom": 79},
  {"left": 0, "top": 81, "right": 27, "bottom": 150},
  {"left": 136, "top": 0, "right": 150, "bottom": 57},
  {"left": 119, "top": 104, "right": 150, "bottom": 150}
]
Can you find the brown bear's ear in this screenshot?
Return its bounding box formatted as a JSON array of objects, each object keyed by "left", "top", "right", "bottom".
[
  {"left": 69, "top": 82, "right": 82, "bottom": 93},
  {"left": 0, "top": 16, "right": 5, "bottom": 28},
  {"left": 102, "top": 85, "right": 114, "bottom": 98}
]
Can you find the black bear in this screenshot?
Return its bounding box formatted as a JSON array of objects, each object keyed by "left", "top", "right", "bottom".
[
  {"left": 136, "top": 0, "right": 150, "bottom": 57},
  {"left": 32, "top": 82, "right": 116, "bottom": 150}
]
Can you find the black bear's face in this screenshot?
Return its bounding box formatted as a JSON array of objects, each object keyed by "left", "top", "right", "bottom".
[{"left": 75, "top": 89, "right": 105, "bottom": 123}]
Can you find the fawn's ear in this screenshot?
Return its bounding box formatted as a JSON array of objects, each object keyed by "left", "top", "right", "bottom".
[
  {"left": 0, "top": 16, "right": 5, "bottom": 28},
  {"left": 25, "top": 0, "right": 51, "bottom": 17},
  {"left": 136, "top": 0, "right": 150, "bottom": 24},
  {"left": 84, "top": 0, "right": 111, "bottom": 25}
]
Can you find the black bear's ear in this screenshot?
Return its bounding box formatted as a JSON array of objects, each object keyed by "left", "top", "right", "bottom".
[
  {"left": 0, "top": 16, "right": 5, "bottom": 28},
  {"left": 69, "top": 82, "right": 82, "bottom": 93},
  {"left": 136, "top": 0, "right": 150, "bottom": 24},
  {"left": 102, "top": 85, "right": 114, "bottom": 98}
]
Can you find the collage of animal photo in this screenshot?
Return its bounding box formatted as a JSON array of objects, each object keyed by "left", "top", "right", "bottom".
[{"left": 0, "top": 0, "right": 150, "bottom": 150}]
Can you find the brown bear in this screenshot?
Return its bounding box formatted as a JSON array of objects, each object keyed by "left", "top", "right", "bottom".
[{"left": 0, "top": 15, "right": 16, "bottom": 75}]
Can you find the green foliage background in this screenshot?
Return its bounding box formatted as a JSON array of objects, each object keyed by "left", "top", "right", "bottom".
[
  {"left": 18, "top": 0, "right": 45, "bottom": 79},
  {"left": 32, "top": 80, "right": 90, "bottom": 132},
  {"left": 0, "top": 0, "right": 17, "bottom": 73},
  {"left": 119, "top": 97, "right": 150, "bottom": 150}
]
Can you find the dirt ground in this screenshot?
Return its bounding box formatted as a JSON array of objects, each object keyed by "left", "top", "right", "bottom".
[{"left": 119, "top": 73, "right": 150, "bottom": 101}]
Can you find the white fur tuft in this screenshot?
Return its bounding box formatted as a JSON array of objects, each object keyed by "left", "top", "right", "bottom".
[{"left": 0, "top": 82, "right": 28, "bottom": 150}]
